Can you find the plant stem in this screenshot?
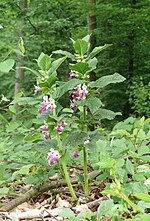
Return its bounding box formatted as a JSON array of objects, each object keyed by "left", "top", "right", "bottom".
[
  {"left": 120, "top": 192, "right": 144, "bottom": 214},
  {"left": 83, "top": 106, "right": 89, "bottom": 196},
  {"left": 83, "top": 145, "right": 89, "bottom": 196},
  {"left": 57, "top": 133, "right": 77, "bottom": 201}
]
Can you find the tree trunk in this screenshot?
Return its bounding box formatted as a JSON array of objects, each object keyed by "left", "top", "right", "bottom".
[
  {"left": 87, "top": 0, "right": 97, "bottom": 81},
  {"left": 14, "top": 0, "right": 27, "bottom": 97},
  {"left": 124, "top": 0, "right": 136, "bottom": 117}
]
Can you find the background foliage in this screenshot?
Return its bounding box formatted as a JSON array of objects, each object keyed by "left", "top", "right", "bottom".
[{"left": 0, "top": 0, "right": 149, "bottom": 118}]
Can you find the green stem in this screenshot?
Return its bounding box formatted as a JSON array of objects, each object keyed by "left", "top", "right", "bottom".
[
  {"left": 57, "top": 133, "right": 77, "bottom": 201},
  {"left": 61, "top": 157, "right": 77, "bottom": 201},
  {"left": 83, "top": 145, "right": 89, "bottom": 196},
  {"left": 83, "top": 106, "right": 89, "bottom": 196},
  {"left": 120, "top": 192, "right": 144, "bottom": 214}
]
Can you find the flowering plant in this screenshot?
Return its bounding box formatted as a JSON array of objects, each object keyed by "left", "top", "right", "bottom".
[{"left": 33, "top": 35, "right": 125, "bottom": 201}]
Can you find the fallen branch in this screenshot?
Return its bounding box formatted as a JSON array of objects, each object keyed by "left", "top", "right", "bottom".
[{"left": 1, "top": 170, "right": 102, "bottom": 211}]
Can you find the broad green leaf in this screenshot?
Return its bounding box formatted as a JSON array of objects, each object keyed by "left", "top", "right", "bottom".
[
  {"left": 86, "top": 44, "right": 112, "bottom": 61},
  {"left": 111, "top": 129, "right": 130, "bottom": 137},
  {"left": 47, "top": 72, "right": 58, "bottom": 87},
  {"left": 0, "top": 113, "right": 8, "bottom": 123},
  {"left": 126, "top": 159, "right": 134, "bottom": 175},
  {"left": 6, "top": 122, "right": 20, "bottom": 132},
  {"left": 13, "top": 49, "right": 24, "bottom": 56},
  {"left": 89, "top": 73, "right": 126, "bottom": 88},
  {"left": 25, "top": 133, "right": 41, "bottom": 142},
  {"left": 63, "top": 130, "right": 88, "bottom": 148},
  {"left": 48, "top": 56, "right": 66, "bottom": 74},
  {"left": 0, "top": 59, "right": 15, "bottom": 73},
  {"left": 53, "top": 50, "right": 75, "bottom": 61},
  {"left": 95, "top": 157, "right": 115, "bottom": 169},
  {"left": 58, "top": 208, "right": 75, "bottom": 218},
  {"left": 11, "top": 97, "right": 40, "bottom": 105},
  {"left": 77, "top": 96, "right": 102, "bottom": 114},
  {"left": 21, "top": 67, "right": 40, "bottom": 77},
  {"left": 82, "top": 34, "right": 91, "bottom": 42},
  {"left": 8, "top": 105, "right": 16, "bottom": 114},
  {"left": 137, "top": 165, "right": 150, "bottom": 175},
  {"left": 73, "top": 39, "right": 90, "bottom": 56},
  {"left": 93, "top": 108, "right": 122, "bottom": 120},
  {"left": 138, "top": 214, "right": 150, "bottom": 221},
  {"left": 0, "top": 187, "right": 9, "bottom": 195},
  {"left": 53, "top": 79, "right": 87, "bottom": 99},
  {"left": 138, "top": 146, "right": 150, "bottom": 156},
  {"left": 69, "top": 62, "right": 92, "bottom": 74},
  {"left": 133, "top": 193, "right": 150, "bottom": 202},
  {"left": 77, "top": 210, "right": 93, "bottom": 219},
  {"left": 138, "top": 201, "right": 150, "bottom": 212},
  {"left": 97, "top": 199, "right": 114, "bottom": 218},
  {"left": 37, "top": 52, "right": 51, "bottom": 71},
  {"left": 88, "top": 57, "right": 98, "bottom": 69},
  {"left": 0, "top": 24, "right": 3, "bottom": 29},
  {"left": 12, "top": 164, "right": 34, "bottom": 179}
]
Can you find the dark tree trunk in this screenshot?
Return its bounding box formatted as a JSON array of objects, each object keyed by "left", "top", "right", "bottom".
[
  {"left": 124, "top": 0, "right": 136, "bottom": 117},
  {"left": 87, "top": 0, "right": 97, "bottom": 81},
  {"left": 14, "top": 0, "right": 27, "bottom": 97}
]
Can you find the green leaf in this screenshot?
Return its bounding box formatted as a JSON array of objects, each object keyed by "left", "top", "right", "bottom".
[
  {"left": 88, "top": 73, "right": 126, "bottom": 88},
  {"left": 97, "top": 199, "right": 114, "bottom": 218},
  {"left": 69, "top": 62, "right": 92, "bottom": 74},
  {"left": 0, "top": 113, "right": 8, "bottom": 123},
  {"left": 73, "top": 39, "right": 90, "bottom": 56},
  {"left": 53, "top": 50, "right": 75, "bottom": 61},
  {"left": 6, "top": 122, "right": 20, "bottom": 132},
  {"left": 48, "top": 56, "right": 66, "bottom": 74},
  {"left": 37, "top": 52, "right": 51, "bottom": 71},
  {"left": 0, "top": 187, "right": 9, "bottom": 195},
  {"left": 63, "top": 130, "right": 88, "bottom": 148},
  {"left": 82, "top": 34, "right": 91, "bottom": 42},
  {"left": 53, "top": 79, "right": 87, "bottom": 99},
  {"left": 93, "top": 108, "right": 122, "bottom": 120},
  {"left": 0, "top": 59, "right": 15, "bottom": 73},
  {"left": 77, "top": 96, "right": 102, "bottom": 114},
  {"left": 25, "top": 133, "right": 41, "bottom": 142},
  {"left": 8, "top": 105, "right": 16, "bottom": 114},
  {"left": 126, "top": 159, "right": 134, "bottom": 176},
  {"left": 86, "top": 44, "right": 112, "bottom": 60},
  {"left": 21, "top": 67, "right": 40, "bottom": 77},
  {"left": 133, "top": 193, "right": 150, "bottom": 202},
  {"left": 139, "top": 214, "right": 150, "bottom": 221},
  {"left": 0, "top": 24, "right": 3, "bottom": 29},
  {"left": 111, "top": 129, "right": 130, "bottom": 137},
  {"left": 12, "top": 164, "right": 34, "bottom": 179},
  {"left": 13, "top": 49, "right": 24, "bottom": 56},
  {"left": 95, "top": 157, "right": 115, "bottom": 169},
  {"left": 58, "top": 208, "right": 75, "bottom": 218},
  {"left": 11, "top": 97, "right": 40, "bottom": 105}
]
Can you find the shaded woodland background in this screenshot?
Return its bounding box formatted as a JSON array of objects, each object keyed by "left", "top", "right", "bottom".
[{"left": 0, "top": 0, "right": 149, "bottom": 119}]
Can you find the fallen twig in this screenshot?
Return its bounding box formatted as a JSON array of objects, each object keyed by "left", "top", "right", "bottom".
[{"left": 1, "top": 170, "right": 102, "bottom": 212}]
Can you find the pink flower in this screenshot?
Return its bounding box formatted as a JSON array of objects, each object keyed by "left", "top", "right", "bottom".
[
  {"left": 73, "top": 150, "right": 80, "bottom": 159},
  {"left": 99, "top": 123, "right": 102, "bottom": 128},
  {"left": 39, "top": 96, "right": 56, "bottom": 113},
  {"left": 40, "top": 122, "right": 50, "bottom": 140},
  {"left": 69, "top": 70, "right": 78, "bottom": 80},
  {"left": 34, "top": 85, "right": 41, "bottom": 95},
  {"left": 40, "top": 122, "right": 49, "bottom": 132},
  {"left": 47, "top": 148, "right": 60, "bottom": 165},
  {"left": 56, "top": 121, "right": 67, "bottom": 133},
  {"left": 43, "top": 132, "right": 50, "bottom": 140}
]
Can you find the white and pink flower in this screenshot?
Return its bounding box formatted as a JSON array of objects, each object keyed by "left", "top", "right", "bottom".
[
  {"left": 47, "top": 148, "right": 60, "bottom": 165},
  {"left": 39, "top": 96, "right": 56, "bottom": 113}
]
